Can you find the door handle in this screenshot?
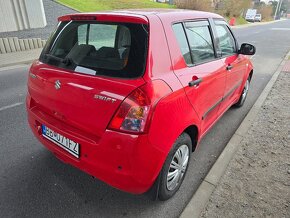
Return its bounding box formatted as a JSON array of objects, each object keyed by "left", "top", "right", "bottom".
[
  {"left": 189, "top": 78, "right": 202, "bottom": 87},
  {"left": 226, "top": 65, "right": 233, "bottom": 71}
]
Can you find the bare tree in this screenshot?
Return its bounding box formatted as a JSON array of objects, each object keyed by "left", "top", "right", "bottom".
[
  {"left": 175, "top": 0, "right": 213, "bottom": 12},
  {"left": 221, "top": 0, "right": 252, "bottom": 17}
]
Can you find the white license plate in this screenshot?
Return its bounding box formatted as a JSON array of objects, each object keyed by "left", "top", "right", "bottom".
[{"left": 42, "top": 125, "right": 79, "bottom": 158}]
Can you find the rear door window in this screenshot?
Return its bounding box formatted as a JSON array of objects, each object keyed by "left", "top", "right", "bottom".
[
  {"left": 184, "top": 21, "right": 216, "bottom": 65},
  {"left": 41, "top": 21, "right": 148, "bottom": 78}
]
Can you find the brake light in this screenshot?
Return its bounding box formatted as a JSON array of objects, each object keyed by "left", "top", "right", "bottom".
[
  {"left": 108, "top": 80, "right": 172, "bottom": 134},
  {"left": 70, "top": 15, "right": 97, "bottom": 21}
]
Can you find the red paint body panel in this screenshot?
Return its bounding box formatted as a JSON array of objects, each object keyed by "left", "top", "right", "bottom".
[{"left": 27, "top": 10, "right": 254, "bottom": 194}]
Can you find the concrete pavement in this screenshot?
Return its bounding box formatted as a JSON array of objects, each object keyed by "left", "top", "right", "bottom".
[
  {"left": 181, "top": 51, "right": 290, "bottom": 218},
  {"left": 0, "top": 48, "right": 42, "bottom": 68}
]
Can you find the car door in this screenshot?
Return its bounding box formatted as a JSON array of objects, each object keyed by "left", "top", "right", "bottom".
[
  {"left": 212, "top": 19, "right": 247, "bottom": 113},
  {"left": 172, "top": 20, "right": 226, "bottom": 134}
]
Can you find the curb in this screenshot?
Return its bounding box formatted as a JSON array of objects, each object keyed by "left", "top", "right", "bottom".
[
  {"left": 231, "top": 18, "right": 286, "bottom": 29},
  {"left": 0, "top": 64, "right": 30, "bottom": 73},
  {"left": 0, "top": 48, "right": 42, "bottom": 68},
  {"left": 180, "top": 50, "right": 290, "bottom": 218},
  {"left": 0, "top": 59, "right": 35, "bottom": 69}
]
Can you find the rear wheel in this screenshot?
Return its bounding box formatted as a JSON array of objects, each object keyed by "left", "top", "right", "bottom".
[
  {"left": 158, "top": 133, "right": 191, "bottom": 201},
  {"left": 234, "top": 77, "right": 250, "bottom": 108}
]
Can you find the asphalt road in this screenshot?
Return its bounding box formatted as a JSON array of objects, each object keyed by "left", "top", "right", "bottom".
[{"left": 1, "top": 20, "right": 290, "bottom": 218}]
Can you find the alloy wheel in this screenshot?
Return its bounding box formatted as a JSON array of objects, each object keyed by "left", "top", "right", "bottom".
[{"left": 166, "top": 144, "right": 189, "bottom": 191}]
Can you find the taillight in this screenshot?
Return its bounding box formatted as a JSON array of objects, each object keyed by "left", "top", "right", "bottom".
[{"left": 108, "top": 80, "right": 172, "bottom": 134}]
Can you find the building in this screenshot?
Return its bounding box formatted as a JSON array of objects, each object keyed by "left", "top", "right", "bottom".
[{"left": 0, "top": 0, "right": 46, "bottom": 33}]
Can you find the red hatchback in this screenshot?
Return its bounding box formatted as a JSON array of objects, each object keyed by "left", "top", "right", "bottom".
[{"left": 27, "top": 10, "right": 255, "bottom": 200}]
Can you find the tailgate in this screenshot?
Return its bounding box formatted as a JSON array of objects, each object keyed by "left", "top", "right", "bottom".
[{"left": 28, "top": 63, "right": 145, "bottom": 137}]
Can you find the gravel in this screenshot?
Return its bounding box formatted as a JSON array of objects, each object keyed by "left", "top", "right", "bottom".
[
  {"left": 0, "top": 0, "right": 76, "bottom": 39},
  {"left": 200, "top": 72, "right": 290, "bottom": 218}
]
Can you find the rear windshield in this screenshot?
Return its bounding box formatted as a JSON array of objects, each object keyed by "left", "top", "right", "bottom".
[{"left": 40, "top": 21, "right": 148, "bottom": 78}]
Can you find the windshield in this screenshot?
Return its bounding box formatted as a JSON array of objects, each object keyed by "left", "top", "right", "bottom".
[{"left": 40, "top": 21, "right": 148, "bottom": 78}]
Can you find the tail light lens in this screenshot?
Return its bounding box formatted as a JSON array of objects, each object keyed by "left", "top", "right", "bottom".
[{"left": 108, "top": 80, "right": 172, "bottom": 134}]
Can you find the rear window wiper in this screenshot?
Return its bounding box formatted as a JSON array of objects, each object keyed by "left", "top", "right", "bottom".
[{"left": 44, "top": 54, "right": 74, "bottom": 66}]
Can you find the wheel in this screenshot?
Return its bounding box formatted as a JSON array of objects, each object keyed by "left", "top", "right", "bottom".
[
  {"left": 234, "top": 77, "right": 250, "bottom": 108},
  {"left": 158, "top": 133, "right": 192, "bottom": 201}
]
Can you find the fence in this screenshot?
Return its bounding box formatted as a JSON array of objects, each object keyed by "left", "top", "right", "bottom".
[{"left": 0, "top": 37, "right": 46, "bottom": 54}]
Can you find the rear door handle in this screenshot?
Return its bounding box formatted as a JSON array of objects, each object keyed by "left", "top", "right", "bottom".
[
  {"left": 226, "top": 65, "right": 233, "bottom": 71},
  {"left": 189, "top": 78, "right": 202, "bottom": 87}
]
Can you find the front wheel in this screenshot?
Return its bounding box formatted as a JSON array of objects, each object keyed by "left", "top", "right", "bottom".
[
  {"left": 234, "top": 77, "right": 250, "bottom": 108},
  {"left": 158, "top": 133, "right": 192, "bottom": 201}
]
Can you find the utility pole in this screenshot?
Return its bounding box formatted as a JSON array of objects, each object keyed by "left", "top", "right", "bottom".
[
  {"left": 274, "top": 0, "right": 283, "bottom": 19},
  {"left": 277, "top": 0, "right": 283, "bottom": 16}
]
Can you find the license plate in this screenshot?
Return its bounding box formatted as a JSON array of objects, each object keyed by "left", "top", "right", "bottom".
[{"left": 41, "top": 125, "right": 79, "bottom": 158}]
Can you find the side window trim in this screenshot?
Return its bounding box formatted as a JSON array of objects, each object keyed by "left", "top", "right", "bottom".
[
  {"left": 86, "top": 24, "right": 90, "bottom": 44},
  {"left": 181, "top": 22, "right": 194, "bottom": 66},
  {"left": 208, "top": 18, "right": 222, "bottom": 58}
]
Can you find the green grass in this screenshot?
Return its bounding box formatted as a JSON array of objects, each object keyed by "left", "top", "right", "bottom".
[
  {"left": 225, "top": 16, "right": 249, "bottom": 26},
  {"left": 235, "top": 17, "right": 248, "bottom": 25},
  {"left": 56, "top": 0, "right": 175, "bottom": 12}
]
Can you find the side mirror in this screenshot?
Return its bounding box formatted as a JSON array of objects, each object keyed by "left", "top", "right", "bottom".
[{"left": 239, "top": 43, "right": 256, "bottom": 55}]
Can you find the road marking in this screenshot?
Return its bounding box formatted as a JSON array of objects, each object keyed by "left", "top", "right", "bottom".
[
  {"left": 271, "top": 28, "right": 290, "bottom": 31},
  {"left": 0, "top": 102, "right": 24, "bottom": 112}
]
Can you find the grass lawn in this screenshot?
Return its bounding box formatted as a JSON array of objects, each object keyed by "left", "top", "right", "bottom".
[
  {"left": 56, "top": 0, "right": 175, "bottom": 12},
  {"left": 235, "top": 17, "right": 248, "bottom": 25}
]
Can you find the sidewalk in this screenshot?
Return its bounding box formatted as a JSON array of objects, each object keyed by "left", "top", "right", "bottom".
[
  {"left": 181, "top": 53, "right": 290, "bottom": 218},
  {"left": 0, "top": 48, "right": 42, "bottom": 68},
  {"left": 231, "top": 18, "right": 286, "bottom": 29},
  {"left": 201, "top": 70, "right": 290, "bottom": 217}
]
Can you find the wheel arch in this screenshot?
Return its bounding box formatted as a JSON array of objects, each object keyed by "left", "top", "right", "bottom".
[
  {"left": 183, "top": 125, "right": 199, "bottom": 152},
  {"left": 249, "top": 69, "right": 253, "bottom": 81}
]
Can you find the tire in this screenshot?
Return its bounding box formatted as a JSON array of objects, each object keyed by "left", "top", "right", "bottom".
[
  {"left": 158, "top": 133, "right": 192, "bottom": 201},
  {"left": 234, "top": 77, "right": 250, "bottom": 108}
]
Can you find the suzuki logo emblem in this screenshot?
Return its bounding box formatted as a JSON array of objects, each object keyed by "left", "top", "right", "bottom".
[{"left": 55, "top": 80, "right": 61, "bottom": 90}]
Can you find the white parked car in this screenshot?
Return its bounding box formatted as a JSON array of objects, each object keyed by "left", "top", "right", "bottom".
[{"left": 255, "top": 14, "right": 262, "bottom": 22}]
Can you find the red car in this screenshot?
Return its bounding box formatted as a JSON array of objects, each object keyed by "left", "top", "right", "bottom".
[{"left": 26, "top": 10, "right": 255, "bottom": 200}]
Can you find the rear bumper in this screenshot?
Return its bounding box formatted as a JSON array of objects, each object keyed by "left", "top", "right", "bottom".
[{"left": 26, "top": 97, "right": 166, "bottom": 194}]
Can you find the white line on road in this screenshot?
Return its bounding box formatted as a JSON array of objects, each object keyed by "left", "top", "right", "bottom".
[
  {"left": 0, "top": 102, "right": 24, "bottom": 112},
  {"left": 271, "top": 28, "right": 290, "bottom": 31}
]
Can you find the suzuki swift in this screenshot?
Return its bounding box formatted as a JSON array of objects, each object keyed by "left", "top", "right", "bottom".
[{"left": 26, "top": 10, "right": 255, "bottom": 200}]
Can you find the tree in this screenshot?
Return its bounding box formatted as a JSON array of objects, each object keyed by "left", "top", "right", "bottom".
[
  {"left": 221, "top": 0, "right": 252, "bottom": 17},
  {"left": 175, "top": 0, "right": 213, "bottom": 12}
]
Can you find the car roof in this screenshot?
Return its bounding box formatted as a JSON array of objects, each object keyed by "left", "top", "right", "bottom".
[
  {"left": 58, "top": 9, "right": 224, "bottom": 23},
  {"left": 118, "top": 9, "right": 223, "bottom": 20}
]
